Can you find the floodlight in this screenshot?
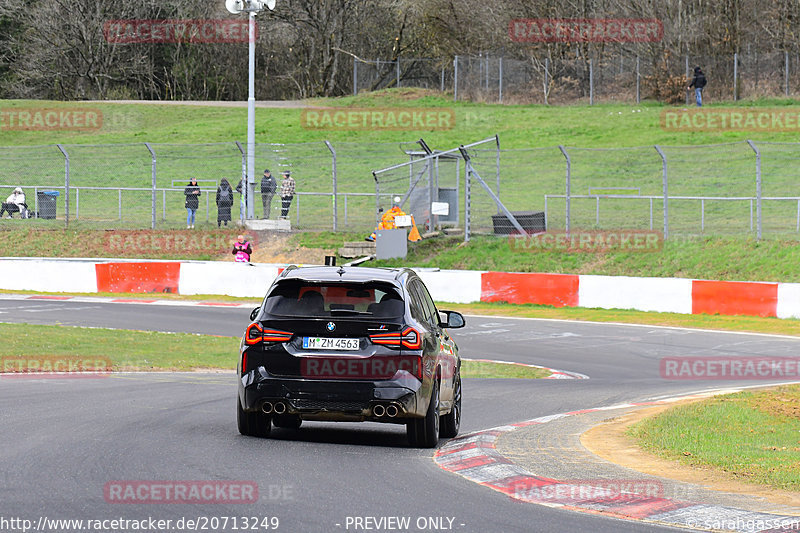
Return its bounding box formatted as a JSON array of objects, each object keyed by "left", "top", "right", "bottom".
[{"left": 225, "top": 0, "right": 244, "bottom": 14}]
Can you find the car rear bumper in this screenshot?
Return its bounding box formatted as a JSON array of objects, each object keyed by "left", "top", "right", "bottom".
[{"left": 240, "top": 367, "right": 423, "bottom": 422}]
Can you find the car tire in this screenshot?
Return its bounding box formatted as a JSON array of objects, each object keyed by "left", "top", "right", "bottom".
[
  {"left": 439, "top": 371, "right": 461, "bottom": 439},
  {"left": 407, "top": 381, "right": 439, "bottom": 448},
  {"left": 272, "top": 414, "right": 302, "bottom": 430},
  {"left": 237, "top": 397, "right": 271, "bottom": 438}
]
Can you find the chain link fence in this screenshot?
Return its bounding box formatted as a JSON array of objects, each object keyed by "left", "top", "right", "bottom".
[
  {"left": 3, "top": 138, "right": 800, "bottom": 240},
  {"left": 354, "top": 50, "right": 800, "bottom": 104}
]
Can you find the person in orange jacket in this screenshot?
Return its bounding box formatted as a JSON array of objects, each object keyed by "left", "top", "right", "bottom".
[{"left": 366, "top": 198, "right": 421, "bottom": 242}]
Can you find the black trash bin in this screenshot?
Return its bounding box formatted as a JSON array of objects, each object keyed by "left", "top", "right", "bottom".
[{"left": 37, "top": 190, "right": 59, "bottom": 219}]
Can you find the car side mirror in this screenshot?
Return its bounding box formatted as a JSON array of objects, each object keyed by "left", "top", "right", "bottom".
[
  {"left": 438, "top": 310, "right": 465, "bottom": 329},
  {"left": 249, "top": 307, "right": 260, "bottom": 321}
]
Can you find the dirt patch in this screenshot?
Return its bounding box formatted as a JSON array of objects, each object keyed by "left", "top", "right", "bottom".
[
  {"left": 749, "top": 386, "right": 800, "bottom": 421},
  {"left": 581, "top": 401, "right": 800, "bottom": 510}
]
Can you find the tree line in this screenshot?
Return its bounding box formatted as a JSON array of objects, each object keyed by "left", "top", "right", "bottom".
[{"left": 0, "top": 0, "right": 798, "bottom": 101}]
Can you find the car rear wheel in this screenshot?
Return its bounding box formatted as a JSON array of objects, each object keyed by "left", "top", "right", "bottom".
[
  {"left": 407, "top": 381, "right": 439, "bottom": 448},
  {"left": 272, "top": 414, "right": 302, "bottom": 429},
  {"left": 439, "top": 372, "right": 461, "bottom": 439},
  {"left": 237, "top": 397, "right": 271, "bottom": 438}
]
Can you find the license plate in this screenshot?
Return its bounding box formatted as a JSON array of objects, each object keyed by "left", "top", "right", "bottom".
[{"left": 302, "top": 337, "right": 360, "bottom": 350}]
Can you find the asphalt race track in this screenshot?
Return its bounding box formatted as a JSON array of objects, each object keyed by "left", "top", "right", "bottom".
[{"left": 2, "top": 298, "right": 800, "bottom": 533}]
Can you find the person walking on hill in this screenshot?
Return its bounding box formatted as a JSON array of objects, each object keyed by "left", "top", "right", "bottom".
[
  {"left": 688, "top": 66, "right": 707, "bottom": 107},
  {"left": 184, "top": 177, "right": 201, "bottom": 229}
]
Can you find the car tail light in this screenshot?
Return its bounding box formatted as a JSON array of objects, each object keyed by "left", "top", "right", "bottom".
[
  {"left": 262, "top": 329, "right": 293, "bottom": 342},
  {"left": 400, "top": 327, "right": 422, "bottom": 350},
  {"left": 245, "top": 323, "right": 263, "bottom": 345},
  {"left": 241, "top": 352, "right": 248, "bottom": 375},
  {"left": 369, "top": 331, "right": 401, "bottom": 347},
  {"left": 413, "top": 355, "right": 423, "bottom": 380},
  {"left": 369, "top": 327, "right": 422, "bottom": 350},
  {"left": 245, "top": 323, "right": 292, "bottom": 345}
]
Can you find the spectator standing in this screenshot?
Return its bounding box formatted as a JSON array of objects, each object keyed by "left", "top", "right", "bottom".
[
  {"left": 260, "top": 169, "right": 277, "bottom": 219},
  {"left": 279, "top": 170, "right": 295, "bottom": 219},
  {"left": 688, "top": 66, "right": 707, "bottom": 107},
  {"left": 1, "top": 187, "right": 26, "bottom": 218},
  {"left": 216, "top": 178, "right": 234, "bottom": 227},
  {"left": 232, "top": 234, "right": 252, "bottom": 263},
  {"left": 184, "top": 177, "right": 200, "bottom": 229}
]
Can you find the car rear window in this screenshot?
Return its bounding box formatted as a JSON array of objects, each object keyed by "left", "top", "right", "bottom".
[{"left": 263, "top": 281, "right": 404, "bottom": 318}]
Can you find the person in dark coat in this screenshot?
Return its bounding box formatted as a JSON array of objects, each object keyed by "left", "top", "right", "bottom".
[
  {"left": 184, "top": 177, "right": 200, "bottom": 229},
  {"left": 216, "top": 178, "right": 234, "bottom": 227},
  {"left": 260, "top": 169, "right": 277, "bottom": 219},
  {"left": 688, "top": 66, "right": 707, "bottom": 107}
]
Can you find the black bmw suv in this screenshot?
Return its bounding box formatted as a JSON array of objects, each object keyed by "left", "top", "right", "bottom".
[{"left": 237, "top": 265, "right": 465, "bottom": 448}]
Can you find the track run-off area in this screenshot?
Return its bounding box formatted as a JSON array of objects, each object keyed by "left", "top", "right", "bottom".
[{"left": 1, "top": 296, "right": 799, "bottom": 533}]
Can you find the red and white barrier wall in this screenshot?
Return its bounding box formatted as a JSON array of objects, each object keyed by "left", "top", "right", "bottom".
[{"left": 0, "top": 258, "right": 797, "bottom": 319}]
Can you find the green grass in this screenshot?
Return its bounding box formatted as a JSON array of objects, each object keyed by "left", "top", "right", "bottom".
[
  {"left": 4, "top": 92, "right": 800, "bottom": 233},
  {"left": 628, "top": 386, "right": 800, "bottom": 491},
  {"left": 373, "top": 233, "right": 800, "bottom": 282},
  {"left": 461, "top": 359, "right": 551, "bottom": 379},
  {"left": 6, "top": 227, "right": 800, "bottom": 283},
  {"left": 445, "top": 301, "right": 800, "bottom": 338},
  {"left": 0, "top": 323, "right": 239, "bottom": 371},
  {"left": 0, "top": 322, "right": 548, "bottom": 378}
]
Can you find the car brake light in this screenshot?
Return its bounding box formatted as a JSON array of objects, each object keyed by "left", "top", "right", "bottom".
[
  {"left": 413, "top": 355, "right": 423, "bottom": 380},
  {"left": 369, "top": 327, "right": 422, "bottom": 350},
  {"left": 262, "top": 329, "right": 293, "bottom": 342},
  {"left": 245, "top": 323, "right": 263, "bottom": 345},
  {"left": 401, "top": 327, "right": 422, "bottom": 349},
  {"left": 369, "top": 331, "right": 401, "bottom": 347},
  {"left": 245, "top": 324, "right": 293, "bottom": 345},
  {"left": 241, "top": 352, "right": 247, "bottom": 375}
]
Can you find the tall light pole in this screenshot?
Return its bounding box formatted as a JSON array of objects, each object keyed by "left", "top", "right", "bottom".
[{"left": 225, "top": 0, "right": 276, "bottom": 220}]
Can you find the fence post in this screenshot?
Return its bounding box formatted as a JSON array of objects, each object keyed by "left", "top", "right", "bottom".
[
  {"left": 325, "top": 140, "right": 337, "bottom": 231},
  {"left": 636, "top": 56, "right": 640, "bottom": 104},
  {"left": 786, "top": 51, "right": 790, "bottom": 97},
  {"left": 235, "top": 141, "right": 246, "bottom": 225},
  {"left": 56, "top": 144, "right": 69, "bottom": 228},
  {"left": 734, "top": 52, "right": 739, "bottom": 101},
  {"left": 464, "top": 158, "right": 471, "bottom": 243},
  {"left": 685, "top": 55, "right": 690, "bottom": 106},
  {"left": 589, "top": 59, "right": 594, "bottom": 105},
  {"left": 453, "top": 56, "right": 459, "bottom": 101},
  {"left": 559, "top": 145, "right": 571, "bottom": 235},
  {"left": 654, "top": 145, "right": 668, "bottom": 239},
  {"left": 145, "top": 143, "right": 157, "bottom": 229},
  {"left": 353, "top": 56, "right": 358, "bottom": 96},
  {"left": 440, "top": 67, "right": 445, "bottom": 92},
  {"left": 396, "top": 58, "right": 401, "bottom": 88},
  {"left": 495, "top": 135, "right": 501, "bottom": 200},
  {"left": 498, "top": 56, "right": 503, "bottom": 103},
  {"left": 746, "top": 140, "right": 762, "bottom": 240},
  {"left": 544, "top": 57, "right": 550, "bottom": 105}
]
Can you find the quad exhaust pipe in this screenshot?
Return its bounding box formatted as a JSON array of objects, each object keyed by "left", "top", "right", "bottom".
[
  {"left": 261, "top": 401, "right": 287, "bottom": 415},
  {"left": 373, "top": 403, "right": 399, "bottom": 418}
]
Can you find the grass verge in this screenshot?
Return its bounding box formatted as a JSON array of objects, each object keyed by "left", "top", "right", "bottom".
[
  {"left": 628, "top": 386, "right": 800, "bottom": 492},
  {"left": 0, "top": 323, "right": 547, "bottom": 378},
  {"left": 444, "top": 301, "right": 800, "bottom": 337}
]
